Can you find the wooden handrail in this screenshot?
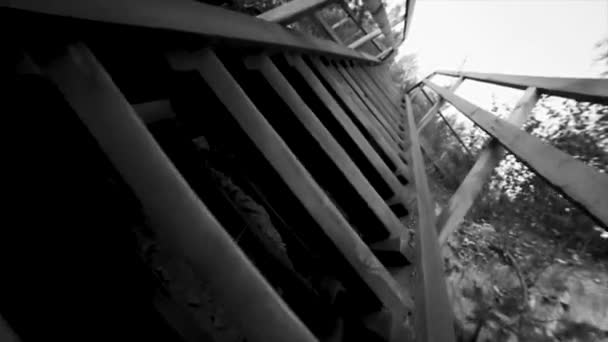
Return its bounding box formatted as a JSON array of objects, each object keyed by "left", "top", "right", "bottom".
[
  {"left": 3, "top": 0, "right": 377, "bottom": 63},
  {"left": 436, "top": 70, "right": 608, "bottom": 105}
]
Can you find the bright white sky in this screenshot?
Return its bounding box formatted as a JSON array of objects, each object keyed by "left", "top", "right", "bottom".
[{"left": 390, "top": 0, "right": 608, "bottom": 110}]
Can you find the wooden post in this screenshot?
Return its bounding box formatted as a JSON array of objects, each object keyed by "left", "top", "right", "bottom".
[
  {"left": 425, "top": 80, "right": 608, "bottom": 227},
  {"left": 436, "top": 87, "right": 539, "bottom": 245},
  {"left": 416, "top": 77, "right": 464, "bottom": 133}
]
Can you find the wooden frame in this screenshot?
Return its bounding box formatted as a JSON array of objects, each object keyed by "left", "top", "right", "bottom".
[
  {"left": 436, "top": 70, "right": 608, "bottom": 105},
  {"left": 168, "top": 48, "right": 414, "bottom": 323},
  {"left": 257, "top": 0, "right": 334, "bottom": 24},
  {"left": 244, "top": 54, "right": 406, "bottom": 241},
  {"left": 5, "top": 0, "right": 377, "bottom": 63},
  {"left": 404, "top": 95, "right": 455, "bottom": 342},
  {"left": 42, "top": 43, "right": 316, "bottom": 342},
  {"left": 436, "top": 87, "right": 539, "bottom": 244},
  {"left": 425, "top": 80, "right": 608, "bottom": 227}
]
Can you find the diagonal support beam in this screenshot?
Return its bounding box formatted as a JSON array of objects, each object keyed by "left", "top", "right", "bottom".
[
  {"left": 425, "top": 80, "right": 608, "bottom": 227},
  {"left": 436, "top": 87, "right": 539, "bottom": 245}
]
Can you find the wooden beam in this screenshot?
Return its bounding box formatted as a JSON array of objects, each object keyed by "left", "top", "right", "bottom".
[
  {"left": 244, "top": 54, "right": 406, "bottom": 241},
  {"left": 404, "top": 94, "right": 455, "bottom": 342},
  {"left": 425, "top": 80, "right": 608, "bottom": 227},
  {"left": 133, "top": 100, "right": 175, "bottom": 124},
  {"left": 402, "top": 0, "right": 417, "bottom": 40},
  {"left": 42, "top": 43, "right": 315, "bottom": 342},
  {"left": 168, "top": 48, "right": 413, "bottom": 321},
  {"left": 6, "top": 0, "right": 377, "bottom": 63},
  {"left": 436, "top": 87, "right": 539, "bottom": 245},
  {"left": 286, "top": 54, "right": 415, "bottom": 221},
  {"left": 257, "top": 0, "right": 333, "bottom": 24},
  {"left": 436, "top": 70, "right": 608, "bottom": 105}
]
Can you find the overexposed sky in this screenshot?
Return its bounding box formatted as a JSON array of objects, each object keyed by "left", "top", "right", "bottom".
[
  {"left": 390, "top": 0, "right": 607, "bottom": 121},
  {"left": 396, "top": 0, "right": 608, "bottom": 79}
]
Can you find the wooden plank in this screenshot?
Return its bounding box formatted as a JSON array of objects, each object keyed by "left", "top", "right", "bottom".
[
  {"left": 6, "top": 0, "right": 377, "bottom": 63},
  {"left": 309, "top": 58, "right": 412, "bottom": 178},
  {"left": 333, "top": 62, "right": 403, "bottom": 144},
  {"left": 42, "top": 43, "right": 315, "bottom": 342},
  {"left": 425, "top": 80, "right": 608, "bottom": 227},
  {"left": 404, "top": 94, "right": 455, "bottom": 342},
  {"left": 286, "top": 54, "right": 415, "bottom": 219},
  {"left": 133, "top": 100, "right": 175, "bottom": 124},
  {"left": 257, "top": 0, "right": 333, "bottom": 24},
  {"left": 311, "top": 12, "right": 344, "bottom": 44},
  {"left": 437, "top": 87, "right": 539, "bottom": 245},
  {"left": 244, "top": 54, "right": 406, "bottom": 241},
  {"left": 168, "top": 48, "right": 413, "bottom": 320},
  {"left": 436, "top": 70, "right": 608, "bottom": 105}
]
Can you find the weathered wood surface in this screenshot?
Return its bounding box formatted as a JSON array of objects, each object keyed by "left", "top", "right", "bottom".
[
  {"left": 310, "top": 58, "right": 412, "bottom": 179},
  {"left": 6, "top": 0, "right": 376, "bottom": 62},
  {"left": 404, "top": 94, "right": 455, "bottom": 342},
  {"left": 257, "top": 0, "right": 333, "bottom": 24},
  {"left": 169, "top": 49, "right": 414, "bottom": 320},
  {"left": 437, "top": 87, "right": 539, "bottom": 245},
  {"left": 436, "top": 70, "right": 608, "bottom": 105},
  {"left": 245, "top": 54, "right": 406, "bottom": 240},
  {"left": 287, "top": 54, "right": 415, "bottom": 209},
  {"left": 44, "top": 43, "right": 315, "bottom": 342},
  {"left": 425, "top": 80, "right": 608, "bottom": 227}
]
